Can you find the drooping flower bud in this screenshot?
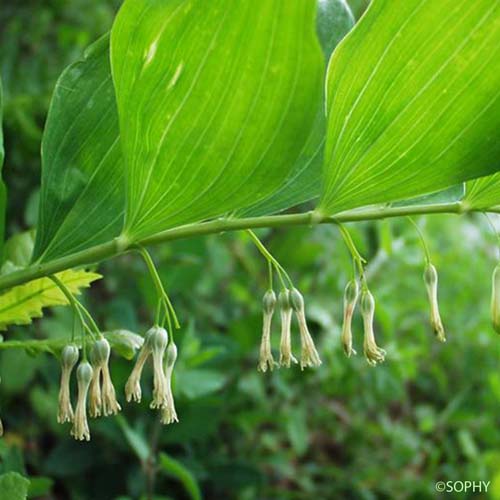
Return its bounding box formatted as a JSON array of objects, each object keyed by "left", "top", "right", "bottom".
[
  {"left": 71, "top": 361, "right": 93, "bottom": 441},
  {"left": 257, "top": 290, "right": 277, "bottom": 372},
  {"left": 57, "top": 344, "right": 79, "bottom": 424},
  {"left": 424, "top": 263, "right": 446, "bottom": 342},
  {"left": 94, "top": 339, "right": 121, "bottom": 416},
  {"left": 149, "top": 327, "right": 169, "bottom": 410},
  {"left": 290, "top": 288, "right": 322, "bottom": 370},
  {"left": 341, "top": 280, "right": 359, "bottom": 357},
  {"left": 125, "top": 328, "right": 154, "bottom": 403},
  {"left": 278, "top": 290, "right": 297, "bottom": 367},
  {"left": 161, "top": 342, "right": 179, "bottom": 425},
  {"left": 360, "top": 290, "right": 386, "bottom": 366},
  {"left": 491, "top": 263, "right": 500, "bottom": 334}
]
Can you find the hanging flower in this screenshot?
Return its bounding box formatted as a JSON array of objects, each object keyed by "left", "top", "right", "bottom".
[
  {"left": 491, "top": 263, "right": 500, "bottom": 334},
  {"left": 257, "top": 290, "right": 277, "bottom": 372},
  {"left": 278, "top": 290, "right": 297, "bottom": 367},
  {"left": 88, "top": 345, "right": 102, "bottom": 418},
  {"left": 341, "top": 280, "right": 359, "bottom": 357},
  {"left": 360, "top": 289, "right": 386, "bottom": 366},
  {"left": 424, "top": 263, "right": 446, "bottom": 342},
  {"left": 290, "top": 288, "right": 321, "bottom": 370},
  {"left": 57, "top": 344, "right": 79, "bottom": 424},
  {"left": 125, "top": 328, "right": 155, "bottom": 403},
  {"left": 161, "top": 342, "right": 179, "bottom": 425},
  {"left": 149, "top": 327, "right": 169, "bottom": 410},
  {"left": 71, "top": 361, "right": 93, "bottom": 441},
  {"left": 98, "top": 339, "right": 121, "bottom": 416}
]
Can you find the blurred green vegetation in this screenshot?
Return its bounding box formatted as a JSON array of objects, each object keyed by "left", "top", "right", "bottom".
[{"left": 1, "top": 1, "right": 500, "bottom": 499}]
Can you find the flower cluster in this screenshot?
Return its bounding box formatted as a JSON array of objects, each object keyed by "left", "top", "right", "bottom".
[
  {"left": 57, "top": 338, "right": 121, "bottom": 441},
  {"left": 257, "top": 287, "right": 321, "bottom": 372},
  {"left": 339, "top": 280, "right": 386, "bottom": 366},
  {"left": 125, "top": 326, "right": 179, "bottom": 425}
]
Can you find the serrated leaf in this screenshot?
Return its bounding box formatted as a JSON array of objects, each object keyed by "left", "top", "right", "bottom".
[
  {"left": 464, "top": 173, "right": 500, "bottom": 210},
  {"left": 240, "top": 0, "right": 355, "bottom": 216},
  {"left": 0, "top": 472, "right": 30, "bottom": 500},
  {"left": 0, "top": 269, "right": 101, "bottom": 331},
  {"left": 33, "top": 34, "right": 124, "bottom": 263},
  {"left": 111, "top": 0, "right": 324, "bottom": 241},
  {"left": 319, "top": 0, "right": 500, "bottom": 215}
]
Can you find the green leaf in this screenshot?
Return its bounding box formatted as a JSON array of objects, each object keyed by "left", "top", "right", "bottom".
[
  {"left": 0, "top": 330, "right": 143, "bottom": 359},
  {"left": 111, "top": 0, "right": 324, "bottom": 241},
  {"left": 392, "top": 184, "right": 465, "bottom": 208},
  {"left": 464, "top": 173, "right": 500, "bottom": 210},
  {"left": 177, "top": 369, "right": 226, "bottom": 399},
  {"left": 0, "top": 269, "right": 101, "bottom": 331},
  {"left": 1, "top": 230, "right": 36, "bottom": 270},
  {"left": 319, "top": 0, "right": 500, "bottom": 215},
  {"left": 241, "top": 0, "right": 355, "bottom": 216},
  {"left": 159, "top": 452, "right": 202, "bottom": 500},
  {"left": 33, "top": 34, "right": 124, "bottom": 263},
  {"left": 0, "top": 78, "right": 6, "bottom": 261},
  {"left": 0, "top": 472, "right": 30, "bottom": 500}
]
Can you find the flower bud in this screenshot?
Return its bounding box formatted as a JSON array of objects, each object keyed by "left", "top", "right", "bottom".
[
  {"left": 360, "top": 290, "right": 386, "bottom": 366},
  {"left": 491, "top": 263, "right": 500, "bottom": 334},
  {"left": 88, "top": 346, "right": 102, "bottom": 418},
  {"left": 57, "top": 344, "right": 79, "bottom": 424},
  {"left": 149, "top": 327, "right": 169, "bottom": 409},
  {"left": 278, "top": 290, "right": 297, "bottom": 367},
  {"left": 258, "top": 290, "right": 277, "bottom": 373},
  {"left": 424, "top": 263, "right": 446, "bottom": 342},
  {"left": 161, "top": 342, "right": 179, "bottom": 425},
  {"left": 341, "top": 280, "right": 359, "bottom": 357},
  {"left": 290, "top": 288, "right": 321, "bottom": 370},
  {"left": 125, "top": 327, "right": 155, "bottom": 403},
  {"left": 71, "top": 361, "right": 93, "bottom": 441}
]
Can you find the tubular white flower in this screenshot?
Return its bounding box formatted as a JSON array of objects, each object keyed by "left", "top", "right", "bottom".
[
  {"left": 257, "top": 290, "right": 277, "bottom": 372},
  {"left": 71, "top": 361, "right": 93, "bottom": 441},
  {"left": 360, "top": 289, "right": 386, "bottom": 366},
  {"left": 424, "top": 263, "right": 446, "bottom": 342},
  {"left": 161, "top": 342, "right": 179, "bottom": 425},
  {"left": 290, "top": 288, "right": 321, "bottom": 370},
  {"left": 149, "top": 327, "right": 169, "bottom": 409},
  {"left": 125, "top": 328, "right": 154, "bottom": 403},
  {"left": 341, "top": 280, "right": 359, "bottom": 357},
  {"left": 88, "top": 365, "right": 102, "bottom": 418},
  {"left": 57, "top": 344, "right": 79, "bottom": 424},
  {"left": 278, "top": 290, "right": 297, "bottom": 368}
]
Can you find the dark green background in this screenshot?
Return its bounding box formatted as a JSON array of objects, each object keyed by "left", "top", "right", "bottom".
[{"left": 1, "top": 1, "right": 500, "bottom": 499}]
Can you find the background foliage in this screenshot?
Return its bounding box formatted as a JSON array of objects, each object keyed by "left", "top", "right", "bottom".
[{"left": 2, "top": 1, "right": 500, "bottom": 499}]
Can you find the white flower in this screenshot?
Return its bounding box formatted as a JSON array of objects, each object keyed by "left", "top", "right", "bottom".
[
  {"left": 360, "top": 290, "right": 386, "bottom": 366},
  {"left": 341, "top": 280, "right": 359, "bottom": 357},
  {"left": 278, "top": 290, "right": 297, "bottom": 368},
  {"left": 57, "top": 345, "right": 79, "bottom": 424},
  {"left": 71, "top": 361, "right": 93, "bottom": 441},
  {"left": 149, "top": 327, "right": 169, "bottom": 410},
  {"left": 290, "top": 288, "right": 321, "bottom": 370},
  {"left": 491, "top": 263, "right": 500, "bottom": 334},
  {"left": 424, "top": 263, "right": 446, "bottom": 342},
  {"left": 257, "top": 290, "right": 277, "bottom": 372},
  {"left": 160, "top": 342, "right": 179, "bottom": 425},
  {"left": 125, "top": 328, "right": 155, "bottom": 403}
]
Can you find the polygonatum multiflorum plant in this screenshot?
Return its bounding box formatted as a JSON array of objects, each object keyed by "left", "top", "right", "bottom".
[{"left": 0, "top": 0, "right": 499, "bottom": 441}]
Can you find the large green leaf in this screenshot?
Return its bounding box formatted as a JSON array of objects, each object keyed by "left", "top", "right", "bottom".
[
  {"left": 319, "top": 0, "right": 500, "bottom": 215},
  {"left": 0, "top": 79, "right": 6, "bottom": 260},
  {"left": 33, "top": 35, "right": 124, "bottom": 263},
  {"left": 0, "top": 472, "right": 30, "bottom": 500},
  {"left": 111, "top": 0, "right": 324, "bottom": 241},
  {"left": 464, "top": 174, "right": 500, "bottom": 210},
  {"left": 241, "top": 0, "right": 355, "bottom": 216}
]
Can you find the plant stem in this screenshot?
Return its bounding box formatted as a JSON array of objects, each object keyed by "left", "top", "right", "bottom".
[{"left": 0, "top": 202, "right": 474, "bottom": 292}]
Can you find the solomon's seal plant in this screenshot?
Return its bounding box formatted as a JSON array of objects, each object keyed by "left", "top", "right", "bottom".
[{"left": 0, "top": 0, "right": 500, "bottom": 443}]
